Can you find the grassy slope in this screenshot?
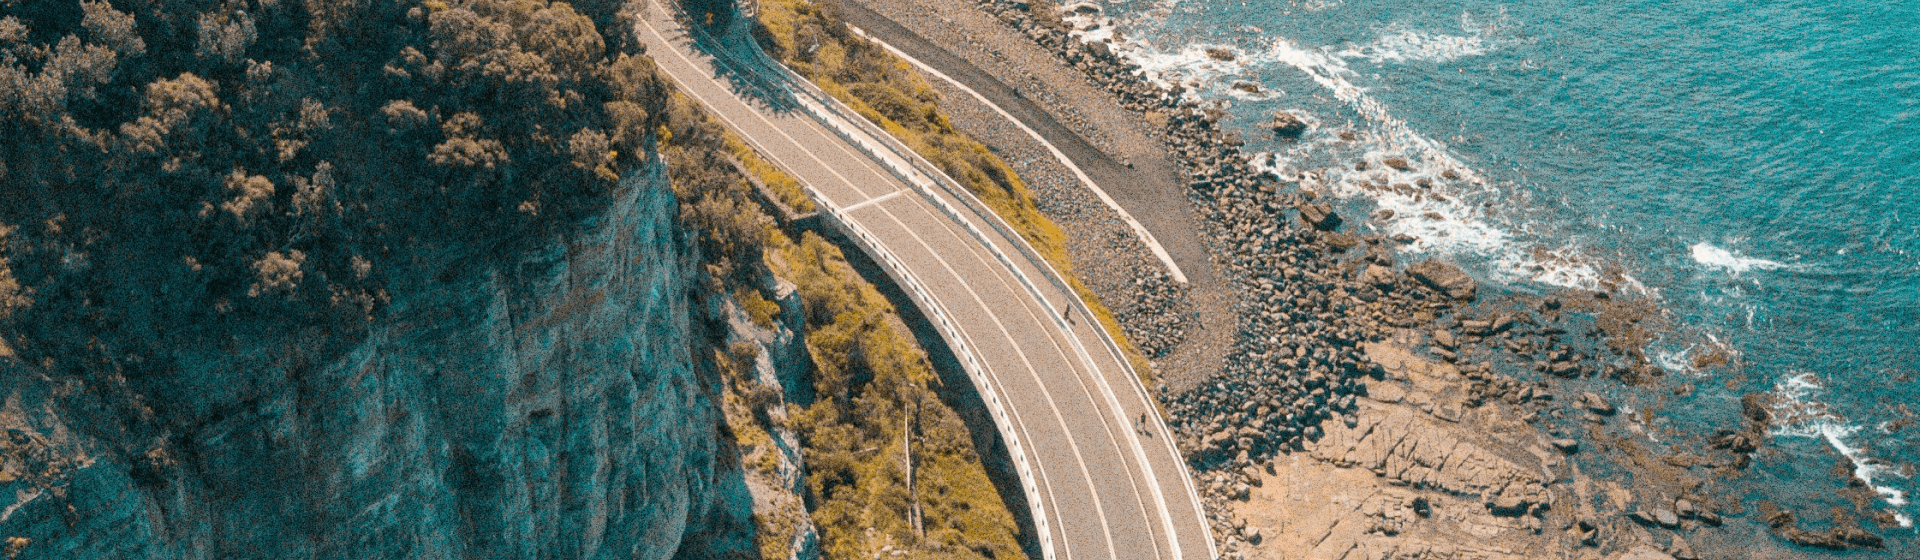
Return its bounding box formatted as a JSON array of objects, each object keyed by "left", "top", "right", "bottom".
[
  {"left": 661, "top": 84, "right": 1027, "bottom": 560},
  {"left": 751, "top": 0, "right": 1157, "bottom": 384}
]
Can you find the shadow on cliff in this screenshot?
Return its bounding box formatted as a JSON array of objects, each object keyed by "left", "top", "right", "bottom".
[{"left": 0, "top": 161, "right": 730, "bottom": 560}]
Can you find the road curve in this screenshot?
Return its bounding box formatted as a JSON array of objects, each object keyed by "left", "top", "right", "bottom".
[{"left": 632, "top": 3, "right": 1214, "bottom": 560}]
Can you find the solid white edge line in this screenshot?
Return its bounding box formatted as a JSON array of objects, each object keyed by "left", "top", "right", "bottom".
[
  {"left": 801, "top": 42, "right": 1191, "bottom": 560},
  {"left": 841, "top": 23, "right": 1201, "bottom": 559},
  {"left": 632, "top": 7, "right": 1067, "bottom": 559},
  {"left": 857, "top": 198, "right": 1121, "bottom": 560},
  {"left": 850, "top": 26, "right": 1190, "bottom": 285},
  {"left": 771, "top": 31, "right": 1206, "bottom": 560},
  {"left": 643, "top": 6, "right": 1213, "bottom": 558}
]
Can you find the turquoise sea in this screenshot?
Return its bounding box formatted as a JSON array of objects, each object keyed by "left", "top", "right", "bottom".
[{"left": 1088, "top": 0, "right": 1919, "bottom": 549}]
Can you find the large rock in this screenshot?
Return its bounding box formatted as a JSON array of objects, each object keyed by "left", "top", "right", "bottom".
[
  {"left": 1580, "top": 392, "right": 1618, "bottom": 415},
  {"left": 1615, "top": 546, "right": 1676, "bottom": 560},
  {"left": 1064, "top": 2, "right": 1102, "bottom": 15},
  {"left": 1267, "top": 111, "right": 1309, "bottom": 139},
  {"left": 1407, "top": 259, "right": 1478, "bottom": 300},
  {"left": 1296, "top": 202, "right": 1342, "bottom": 231},
  {"left": 1362, "top": 264, "right": 1399, "bottom": 288}
]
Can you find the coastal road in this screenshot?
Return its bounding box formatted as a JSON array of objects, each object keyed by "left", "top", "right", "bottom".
[
  {"left": 826, "top": 0, "right": 1220, "bottom": 289},
  {"left": 634, "top": 3, "right": 1215, "bottom": 560}
]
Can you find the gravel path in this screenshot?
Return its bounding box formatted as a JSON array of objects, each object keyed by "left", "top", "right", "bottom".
[{"left": 834, "top": 0, "right": 1237, "bottom": 393}]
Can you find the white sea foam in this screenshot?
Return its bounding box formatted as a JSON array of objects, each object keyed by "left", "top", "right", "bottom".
[
  {"left": 1101, "top": 8, "right": 1633, "bottom": 294},
  {"left": 1231, "top": 34, "right": 1633, "bottom": 293},
  {"left": 1690, "top": 242, "right": 1789, "bottom": 274},
  {"left": 1653, "top": 344, "right": 1695, "bottom": 374},
  {"left": 1099, "top": 0, "right": 1909, "bottom": 530},
  {"left": 1336, "top": 29, "right": 1489, "bottom": 64},
  {"left": 1768, "top": 373, "right": 1914, "bottom": 527}
]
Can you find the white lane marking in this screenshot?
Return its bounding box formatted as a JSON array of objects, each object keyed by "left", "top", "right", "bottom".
[
  {"left": 635, "top": 10, "right": 1085, "bottom": 557},
  {"left": 850, "top": 26, "right": 1189, "bottom": 285},
  {"left": 640, "top": 8, "right": 1203, "bottom": 558},
  {"left": 841, "top": 189, "right": 906, "bottom": 213},
  {"left": 854, "top": 198, "right": 1117, "bottom": 559},
  {"left": 759, "top": 29, "right": 1196, "bottom": 555},
  {"left": 906, "top": 200, "right": 1171, "bottom": 560},
  {"left": 843, "top": 27, "right": 1211, "bottom": 559},
  {"left": 636, "top": 16, "right": 886, "bottom": 205},
  {"left": 1107, "top": 319, "right": 1219, "bottom": 558},
  {"left": 754, "top": 23, "right": 1190, "bottom": 559}
]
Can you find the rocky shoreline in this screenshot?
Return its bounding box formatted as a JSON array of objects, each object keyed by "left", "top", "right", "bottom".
[{"left": 905, "top": 0, "right": 1896, "bottom": 558}]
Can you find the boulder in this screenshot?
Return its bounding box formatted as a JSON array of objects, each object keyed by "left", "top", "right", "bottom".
[
  {"left": 1295, "top": 202, "right": 1342, "bottom": 231},
  {"left": 1267, "top": 111, "right": 1309, "bottom": 139},
  {"left": 1668, "top": 534, "right": 1699, "bottom": 560},
  {"left": 1653, "top": 507, "right": 1680, "bottom": 528},
  {"left": 1615, "top": 545, "right": 1676, "bottom": 560},
  {"left": 1362, "top": 264, "right": 1398, "bottom": 288},
  {"left": 1365, "top": 243, "right": 1395, "bottom": 266},
  {"left": 1579, "top": 392, "right": 1617, "bottom": 415},
  {"left": 1407, "top": 259, "right": 1477, "bottom": 300}
]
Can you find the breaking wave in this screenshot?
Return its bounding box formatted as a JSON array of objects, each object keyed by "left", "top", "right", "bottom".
[
  {"left": 1335, "top": 28, "right": 1488, "bottom": 64},
  {"left": 1690, "top": 242, "right": 1790, "bottom": 274},
  {"left": 1768, "top": 373, "right": 1914, "bottom": 528},
  {"left": 1111, "top": 20, "right": 1641, "bottom": 294}
]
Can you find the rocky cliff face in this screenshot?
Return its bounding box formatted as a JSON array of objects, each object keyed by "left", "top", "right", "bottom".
[{"left": 0, "top": 163, "right": 718, "bottom": 560}]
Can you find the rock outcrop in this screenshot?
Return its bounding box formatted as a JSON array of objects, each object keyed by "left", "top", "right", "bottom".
[
  {"left": 0, "top": 166, "right": 719, "bottom": 559},
  {"left": 1407, "top": 260, "right": 1478, "bottom": 301},
  {"left": 1266, "top": 112, "right": 1309, "bottom": 139}
]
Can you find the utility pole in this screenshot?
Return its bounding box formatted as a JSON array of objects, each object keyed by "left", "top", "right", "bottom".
[{"left": 904, "top": 401, "right": 924, "bottom": 537}]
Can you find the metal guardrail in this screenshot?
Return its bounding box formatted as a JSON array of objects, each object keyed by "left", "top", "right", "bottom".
[
  {"left": 820, "top": 200, "right": 1060, "bottom": 560},
  {"left": 730, "top": 24, "right": 1152, "bottom": 406},
  {"left": 666, "top": 9, "right": 1217, "bottom": 558},
  {"left": 716, "top": 26, "right": 1217, "bottom": 560},
  {"left": 663, "top": 17, "right": 1062, "bottom": 560}
]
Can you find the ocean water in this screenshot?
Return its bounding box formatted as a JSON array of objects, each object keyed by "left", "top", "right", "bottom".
[{"left": 1084, "top": 0, "right": 1920, "bottom": 545}]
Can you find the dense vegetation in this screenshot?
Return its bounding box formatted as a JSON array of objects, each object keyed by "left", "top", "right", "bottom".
[
  {"left": 0, "top": 0, "right": 666, "bottom": 373},
  {"left": 0, "top": 1, "right": 1053, "bottom": 558},
  {"left": 658, "top": 80, "right": 1029, "bottom": 560}
]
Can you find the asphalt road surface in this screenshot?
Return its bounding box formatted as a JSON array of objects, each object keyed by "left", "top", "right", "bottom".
[
  {"left": 633, "top": 3, "right": 1214, "bottom": 560},
  {"left": 825, "top": 0, "right": 1220, "bottom": 289}
]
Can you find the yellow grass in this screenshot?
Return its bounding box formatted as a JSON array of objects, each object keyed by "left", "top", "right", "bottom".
[
  {"left": 665, "top": 85, "right": 1030, "bottom": 560},
  {"left": 756, "top": 0, "right": 1157, "bottom": 387}
]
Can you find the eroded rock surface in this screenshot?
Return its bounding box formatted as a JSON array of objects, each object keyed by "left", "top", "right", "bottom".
[{"left": 0, "top": 168, "right": 717, "bottom": 559}]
